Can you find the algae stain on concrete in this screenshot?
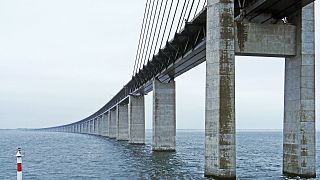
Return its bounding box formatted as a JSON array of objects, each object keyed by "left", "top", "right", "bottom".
[{"left": 236, "top": 22, "right": 248, "bottom": 52}]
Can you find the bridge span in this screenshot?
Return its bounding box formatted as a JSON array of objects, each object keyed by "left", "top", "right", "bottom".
[{"left": 39, "top": 0, "right": 316, "bottom": 178}]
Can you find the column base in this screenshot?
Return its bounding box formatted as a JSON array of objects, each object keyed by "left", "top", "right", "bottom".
[
  {"left": 152, "top": 147, "right": 176, "bottom": 152},
  {"left": 129, "top": 142, "right": 145, "bottom": 145},
  {"left": 204, "top": 174, "right": 236, "bottom": 180},
  {"left": 283, "top": 171, "right": 316, "bottom": 179}
]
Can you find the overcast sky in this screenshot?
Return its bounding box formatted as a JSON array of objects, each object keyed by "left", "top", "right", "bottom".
[{"left": 0, "top": 1, "right": 319, "bottom": 130}]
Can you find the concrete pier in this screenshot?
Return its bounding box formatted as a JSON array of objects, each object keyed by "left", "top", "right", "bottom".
[
  {"left": 109, "top": 109, "right": 117, "bottom": 138},
  {"left": 94, "top": 118, "right": 99, "bottom": 135},
  {"left": 86, "top": 121, "right": 89, "bottom": 134},
  {"left": 107, "top": 112, "right": 111, "bottom": 137},
  {"left": 101, "top": 113, "right": 109, "bottom": 137},
  {"left": 97, "top": 116, "right": 102, "bottom": 135},
  {"left": 205, "top": 0, "right": 236, "bottom": 178},
  {"left": 88, "top": 120, "right": 92, "bottom": 134},
  {"left": 283, "top": 3, "right": 316, "bottom": 178},
  {"left": 92, "top": 119, "right": 95, "bottom": 134},
  {"left": 128, "top": 95, "right": 145, "bottom": 144},
  {"left": 81, "top": 123, "right": 84, "bottom": 134},
  {"left": 116, "top": 104, "right": 129, "bottom": 141},
  {"left": 152, "top": 79, "right": 176, "bottom": 151}
]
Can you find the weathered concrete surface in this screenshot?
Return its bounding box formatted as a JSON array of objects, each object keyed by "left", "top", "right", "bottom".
[
  {"left": 109, "top": 109, "right": 117, "bottom": 138},
  {"left": 87, "top": 121, "right": 89, "bottom": 134},
  {"left": 94, "top": 118, "right": 99, "bottom": 135},
  {"left": 107, "top": 111, "right": 111, "bottom": 137},
  {"left": 81, "top": 123, "right": 84, "bottom": 134},
  {"left": 76, "top": 124, "right": 78, "bottom": 133},
  {"left": 128, "top": 95, "right": 145, "bottom": 144},
  {"left": 205, "top": 0, "right": 236, "bottom": 179},
  {"left": 283, "top": 3, "right": 316, "bottom": 178},
  {"left": 97, "top": 116, "right": 102, "bottom": 135},
  {"left": 152, "top": 79, "right": 176, "bottom": 151},
  {"left": 235, "top": 22, "right": 296, "bottom": 57},
  {"left": 116, "top": 104, "right": 129, "bottom": 141},
  {"left": 88, "top": 120, "right": 92, "bottom": 134},
  {"left": 101, "top": 113, "right": 109, "bottom": 137},
  {"left": 86, "top": 121, "right": 89, "bottom": 134},
  {"left": 91, "top": 119, "right": 94, "bottom": 134},
  {"left": 106, "top": 112, "right": 111, "bottom": 137}
]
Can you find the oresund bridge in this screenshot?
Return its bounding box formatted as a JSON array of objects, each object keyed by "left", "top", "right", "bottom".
[{"left": 39, "top": 0, "right": 316, "bottom": 178}]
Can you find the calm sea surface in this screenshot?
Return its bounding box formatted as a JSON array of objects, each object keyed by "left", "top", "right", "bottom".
[{"left": 0, "top": 130, "right": 319, "bottom": 179}]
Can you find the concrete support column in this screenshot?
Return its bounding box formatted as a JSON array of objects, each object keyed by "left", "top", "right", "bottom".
[
  {"left": 87, "top": 121, "right": 90, "bottom": 134},
  {"left": 106, "top": 112, "right": 111, "bottom": 137},
  {"left": 107, "top": 111, "right": 111, "bottom": 137},
  {"left": 81, "top": 123, "right": 84, "bottom": 133},
  {"left": 98, "top": 117, "right": 101, "bottom": 135},
  {"left": 98, "top": 116, "right": 102, "bottom": 136},
  {"left": 116, "top": 104, "right": 129, "bottom": 141},
  {"left": 86, "top": 121, "right": 90, "bottom": 134},
  {"left": 91, "top": 119, "right": 94, "bottom": 134},
  {"left": 93, "top": 119, "right": 96, "bottom": 134},
  {"left": 94, "top": 116, "right": 100, "bottom": 135},
  {"left": 283, "top": 3, "right": 316, "bottom": 178},
  {"left": 88, "top": 121, "right": 90, "bottom": 134},
  {"left": 102, "top": 113, "right": 109, "bottom": 137},
  {"left": 205, "top": 0, "right": 236, "bottom": 178},
  {"left": 95, "top": 118, "right": 99, "bottom": 135},
  {"left": 94, "top": 118, "right": 99, "bottom": 135},
  {"left": 152, "top": 79, "right": 176, "bottom": 151},
  {"left": 128, "top": 95, "right": 145, "bottom": 144},
  {"left": 109, "top": 109, "right": 117, "bottom": 138}
]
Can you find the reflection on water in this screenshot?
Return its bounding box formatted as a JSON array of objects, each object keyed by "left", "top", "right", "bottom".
[{"left": 0, "top": 130, "right": 318, "bottom": 179}]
